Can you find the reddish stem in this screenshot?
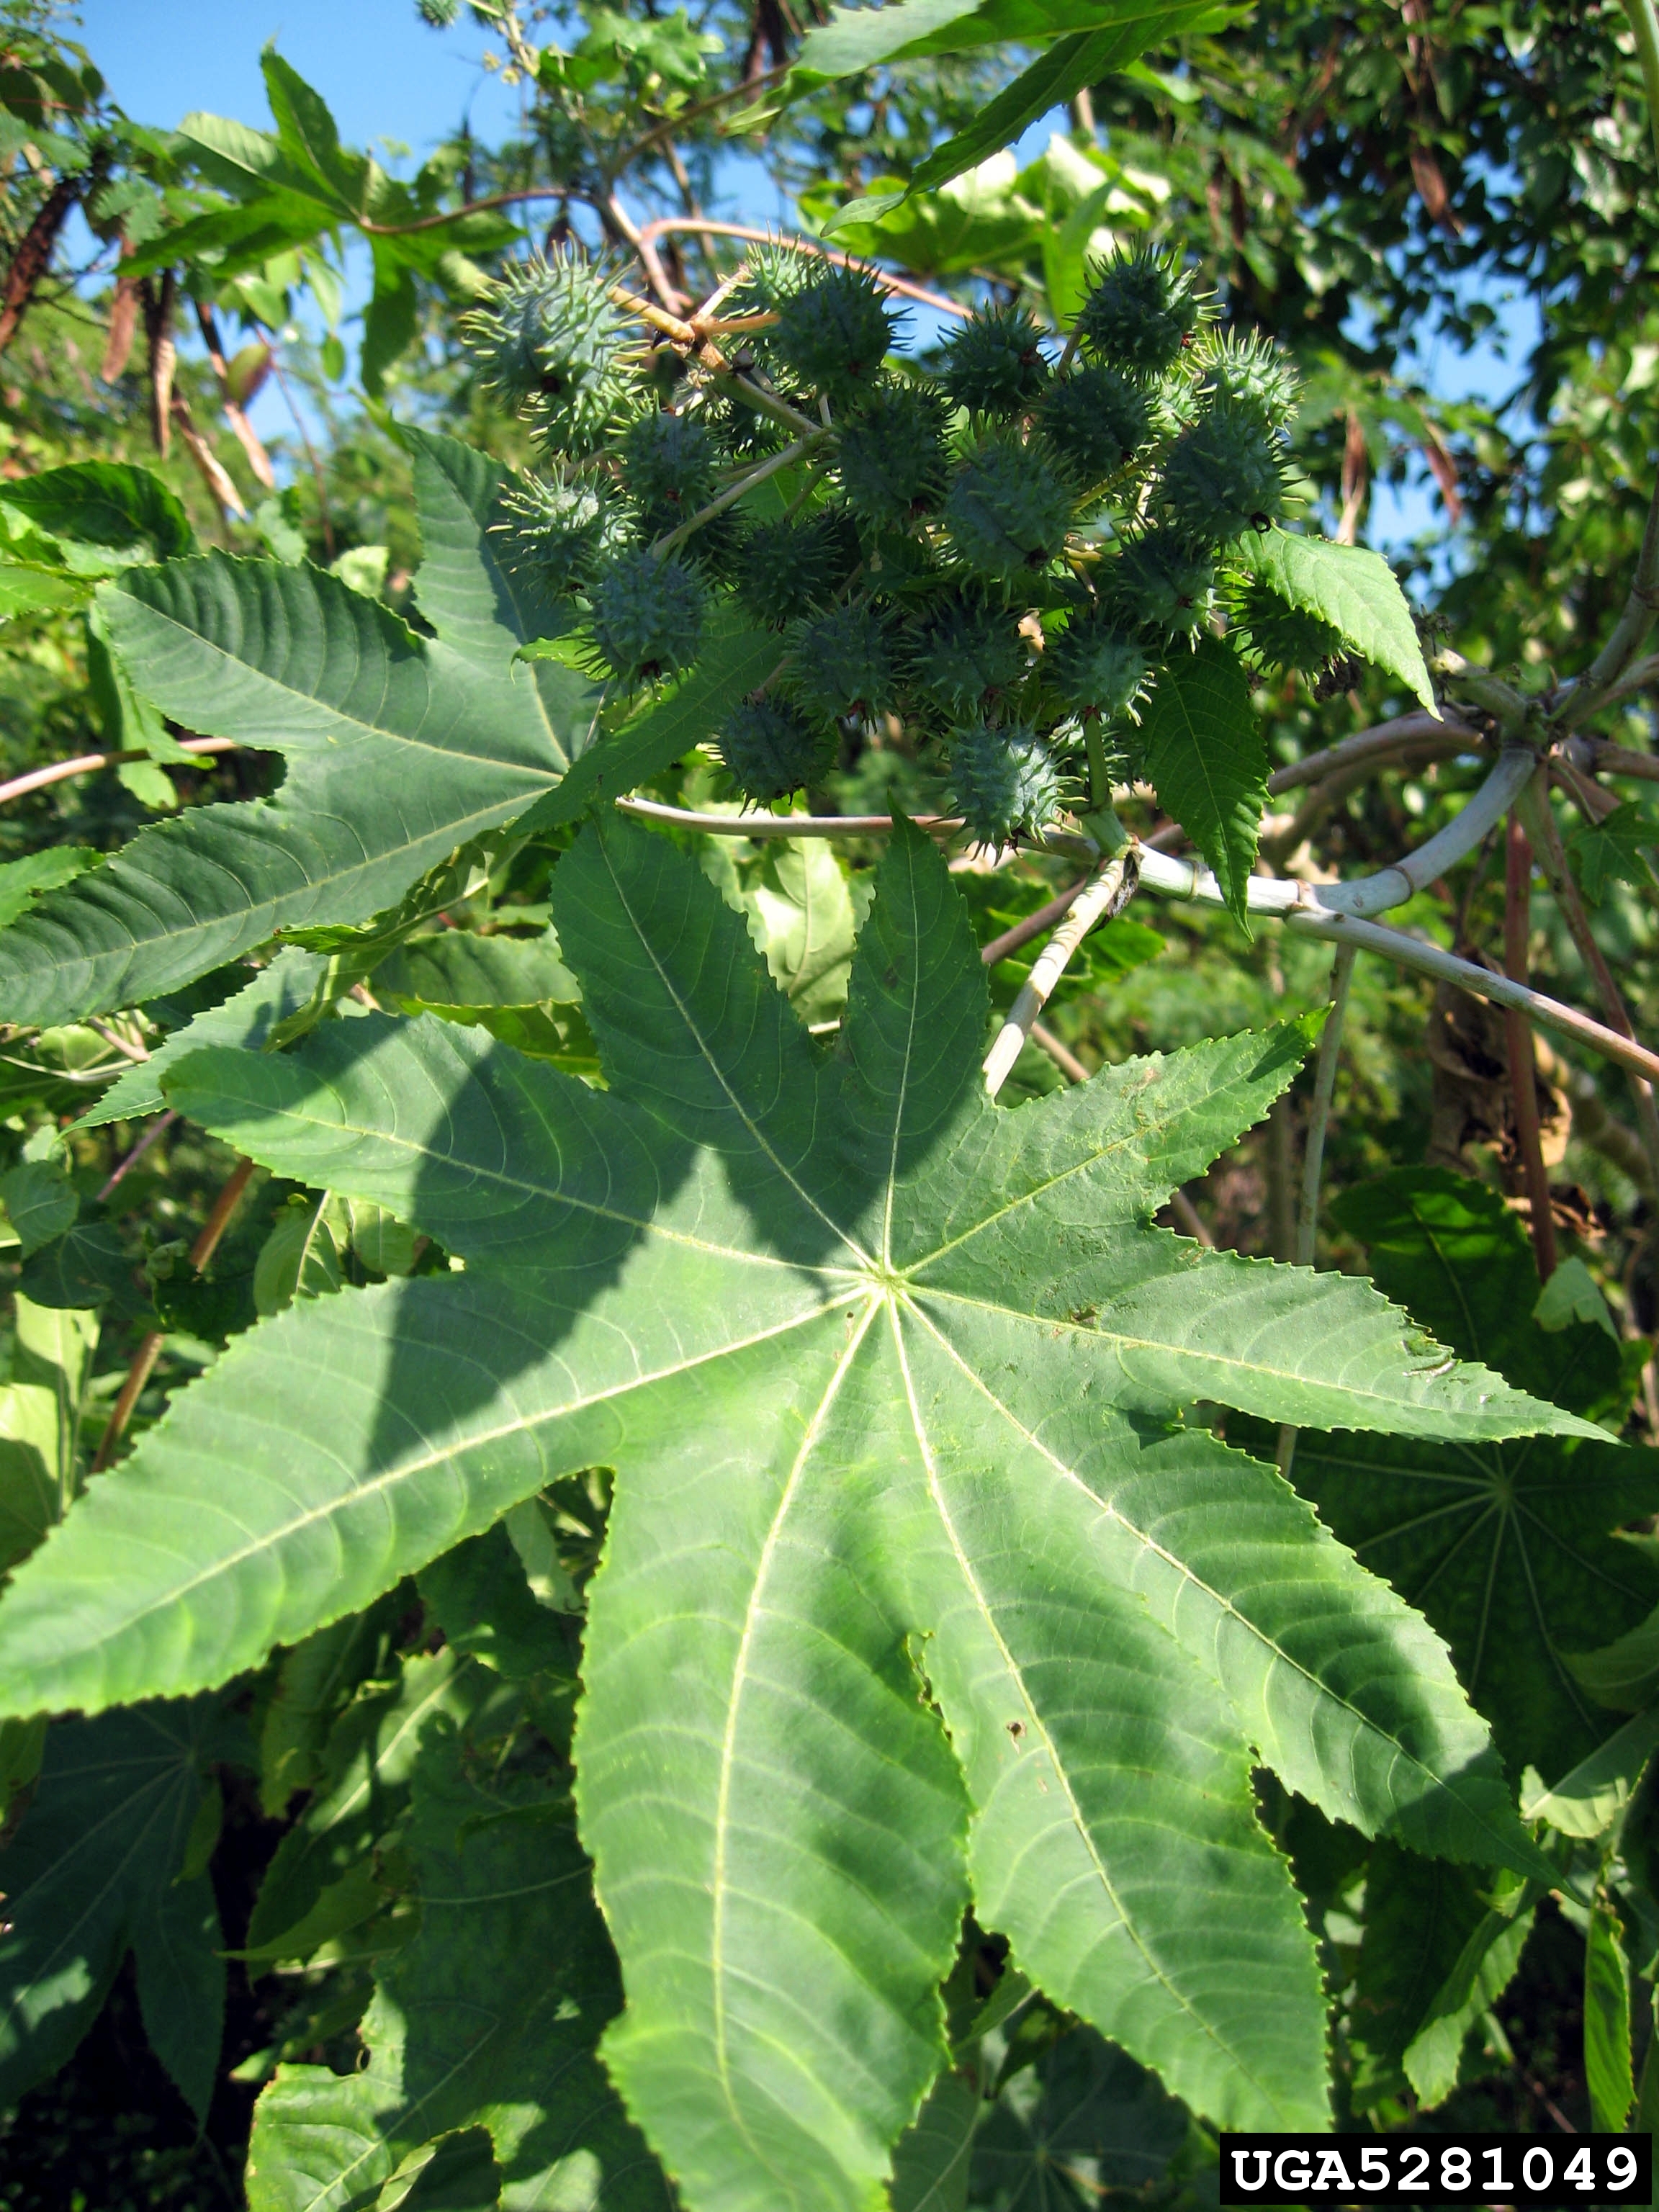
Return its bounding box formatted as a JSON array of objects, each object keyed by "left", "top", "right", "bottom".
[{"left": 1504, "top": 812, "right": 1558, "bottom": 1282}]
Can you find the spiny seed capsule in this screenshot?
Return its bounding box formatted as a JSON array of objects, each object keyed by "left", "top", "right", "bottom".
[
  {"left": 719, "top": 694, "right": 835, "bottom": 804},
  {"left": 1193, "top": 328, "right": 1301, "bottom": 432},
  {"left": 945, "top": 433, "right": 1073, "bottom": 585},
  {"left": 493, "top": 474, "right": 617, "bottom": 596},
  {"left": 772, "top": 262, "right": 898, "bottom": 408},
  {"left": 946, "top": 719, "right": 1066, "bottom": 848},
  {"left": 1159, "top": 397, "right": 1290, "bottom": 544},
  {"left": 792, "top": 602, "right": 898, "bottom": 720},
  {"left": 1076, "top": 247, "right": 1205, "bottom": 377},
  {"left": 908, "top": 594, "right": 1024, "bottom": 717},
  {"left": 1107, "top": 533, "right": 1216, "bottom": 641},
  {"left": 1037, "top": 364, "right": 1153, "bottom": 485},
  {"left": 1233, "top": 579, "right": 1346, "bottom": 674},
  {"left": 733, "top": 508, "right": 858, "bottom": 627},
  {"left": 719, "top": 240, "right": 821, "bottom": 378},
  {"left": 588, "top": 548, "right": 706, "bottom": 684},
  {"left": 938, "top": 304, "right": 1051, "bottom": 417},
  {"left": 618, "top": 408, "right": 717, "bottom": 528},
  {"left": 459, "top": 249, "right": 629, "bottom": 454},
  {"left": 837, "top": 384, "right": 948, "bottom": 528},
  {"left": 1048, "top": 613, "right": 1149, "bottom": 719}
]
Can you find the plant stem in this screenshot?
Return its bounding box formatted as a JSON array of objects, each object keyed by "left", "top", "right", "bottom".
[
  {"left": 979, "top": 877, "right": 1092, "bottom": 967},
  {"left": 0, "top": 735, "right": 235, "bottom": 806},
  {"left": 984, "top": 855, "right": 1137, "bottom": 1097},
  {"left": 1029, "top": 1019, "right": 1089, "bottom": 1083},
  {"left": 1516, "top": 775, "right": 1659, "bottom": 1195},
  {"left": 1276, "top": 943, "right": 1359, "bottom": 1477},
  {"left": 1265, "top": 714, "right": 1482, "bottom": 796},
  {"left": 91, "top": 1156, "right": 255, "bottom": 1473},
  {"left": 1504, "top": 813, "right": 1560, "bottom": 1282},
  {"left": 652, "top": 431, "right": 826, "bottom": 555},
  {"left": 97, "top": 1110, "right": 178, "bottom": 1202}
]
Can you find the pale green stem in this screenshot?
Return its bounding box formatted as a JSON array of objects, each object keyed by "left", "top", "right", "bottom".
[{"left": 1277, "top": 941, "right": 1359, "bottom": 1478}]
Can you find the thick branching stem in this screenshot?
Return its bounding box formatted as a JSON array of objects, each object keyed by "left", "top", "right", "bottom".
[
  {"left": 1264, "top": 714, "right": 1480, "bottom": 796},
  {"left": 1515, "top": 776, "right": 1659, "bottom": 1195},
  {"left": 1504, "top": 814, "right": 1560, "bottom": 1282},
  {"left": 91, "top": 1156, "right": 255, "bottom": 1473},
  {"left": 983, "top": 855, "right": 1137, "bottom": 1098}
]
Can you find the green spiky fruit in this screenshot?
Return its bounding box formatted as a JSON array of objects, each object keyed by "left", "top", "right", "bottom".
[
  {"left": 1160, "top": 397, "right": 1290, "bottom": 543},
  {"left": 1233, "top": 578, "right": 1345, "bottom": 673},
  {"left": 618, "top": 408, "right": 717, "bottom": 530},
  {"left": 417, "top": 0, "right": 459, "bottom": 23},
  {"left": 938, "top": 305, "right": 1051, "bottom": 417},
  {"left": 493, "top": 474, "right": 618, "bottom": 595},
  {"left": 792, "top": 602, "right": 897, "bottom": 720},
  {"left": 837, "top": 385, "right": 948, "bottom": 527},
  {"left": 908, "top": 595, "right": 1023, "bottom": 717},
  {"left": 945, "top": 719, "right": 1066, "bottom": 847},
  {"left": 944, "top": 434, "right": 1073, "bottom": 584},
  {"left": 588, "top": 548, "right": 706, "bottom": 683},
  {"left": 719, "top": 241, "right": 819, "bottom": 377},
  {"left": 718, "top": 695, "right": 835, "bottom": 803},
  {"left": 772, "top": 263, "right": 897, "bottom": 408},
  {"left": 1076, "top": 247, "right": 1205, "bottom": 377},
  {"left": 1037, "top": 365, "right": 1152, "bottom": 484},
  {"left": 1106, "top": 533, "right": 1215, "bottom": 641},
  {"left": 459, "top": 250, "right": 629, "bottom": 454},
  {"left": 732, "top": 508, "right": 858, "bottom": 627},
  {"left": 1048, "top": 613, "right": 1148, "bottom": 719},
  {"left": 1194, "top": 329, "right": 1301, "bottom": 431}
]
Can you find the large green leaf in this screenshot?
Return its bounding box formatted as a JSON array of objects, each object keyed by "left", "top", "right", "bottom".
[
  {"left": 0, "top": 1293, "right": 96, "bottom": 1575},
  {"left": 0, "top": 820, "right": 1587, "bottom": 2187},
  {"left": 1280, "top": 1169, "right": 1659, "bottom": 1785},
  {"left": 968, "top": 2026, "right": 1192, "bottom": 2208},
  {"left": 1141, "top": 636, "right": 1269, "bottom": 927},
  {"left": 1235, "top": 530, "right": 1435, "bottom": 711},
  {"left": 0, "top": 1697, "right": 235, "bottom": 2118},
  {"left": 246, "top": 1711, "right": 670, "bottom": 2212},
  {"left": 0, "top": 431, "right": 600, "bottom": 1030}
]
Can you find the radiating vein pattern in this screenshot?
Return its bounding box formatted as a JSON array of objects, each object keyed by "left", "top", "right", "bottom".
[{"left": 0, "top": 814, "right": 1595, "bottom": 2205}]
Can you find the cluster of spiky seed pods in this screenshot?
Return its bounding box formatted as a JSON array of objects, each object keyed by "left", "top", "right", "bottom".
[{"left": 461, "top": 242, "right": 1324, "bottom": 847}]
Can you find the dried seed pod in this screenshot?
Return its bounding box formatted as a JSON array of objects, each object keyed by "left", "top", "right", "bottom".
[
  {"left": 771, "top": 262, "right": 898, "bottom": 408},
  {"left": 719, "top": 694, "right": 835, "bottom": 803},
  {"left": 459, "top": 249, "right": 629, "bottom": 454},
  {"left": 907, "top": 593, "right": 1024, "bottom": 718},
  {"left": 792, "top": 602, "right": 898, "bottom": 720},
  {"left": 837, "top": 384, "right": 948, "bottom": 527},
  {"left": 1076, "top": 247, "right": 1206, "bottom": 377},
  {"left": 588, "top": 548, "right": 706, "bottom": 684},
  {"left": 1037, "top": 364, "right": 1153, "bottom": 485},
  {"left": 1048, "top": 613, "right": 1149, "bottom": 719},
  {"left": 944, "top": 434, "right": 1072, "bottom": 585},
  {"left": 945, "top": 718, "right": 1066, "bottom": 848},
  {"left": 938, "top": 304, "right": 1051, "bottom": 418}
]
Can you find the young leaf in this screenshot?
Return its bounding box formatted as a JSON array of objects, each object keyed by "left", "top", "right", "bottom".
[
  {"left": 0, "top": 432, "right": 599, "bottom": 1030},
  {"left": 1234, "top": 531, "right": 1435, "bottom": 711},
  {"left": 1585, "top": 1897, "right": 1635, "bottom": 2132},
  {"left": 1347, "top": 1842, "right": 1497, "bottom": 2107},
  {"left": 76, "top": 947, "right": 329, "bottom": 1128},
  {"left": 0, "top": 822, "right": 1585, "bottom": 2175},
  {"left": 1141, "top": 635, "right": 1269, "bottom": 926},
  {"left": 1567, "top": 799, "right": 1659, "bottom": 904},
  {"left": 1401, "top": 1887, "right": 1537, "bottom": 2109},
  {"left": 246, "top": 1713, "right": 669, "bottom": 2212},
  {"left": 1279, "top": 1169, "right": 1659, "bottom": 1784},
  {"left": 0, "top": 1697, "right": 233, "bottom": 2113},
  {"left": 0, "top": 1294, "right": 96, "bottom": 1575},
  {"left": 968, "top": 2027, "right": 1192, "bottom": 2204}
]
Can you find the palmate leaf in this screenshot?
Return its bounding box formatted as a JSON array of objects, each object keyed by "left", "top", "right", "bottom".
[
  {"left": 0, "top": 820, "right": 1591, "bottom": 2195},
  {"left": 246, "top": 1707, "right": 669, "bottom": 2212},
  {"left": 0, "top": 431, "right": 601, "bottom": 1031},
  {"left": 1278, "top": 1169, "right": 1659, "bottom": 1785},
  {"left": 0, "top": 1696, "right": 240, "bottom": 2120}
]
